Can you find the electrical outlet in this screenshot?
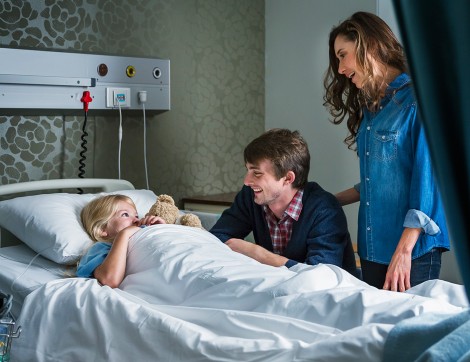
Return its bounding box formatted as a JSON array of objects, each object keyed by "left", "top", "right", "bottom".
[{"left": 106, "top": 87, "right": 131, "bottom": 108}]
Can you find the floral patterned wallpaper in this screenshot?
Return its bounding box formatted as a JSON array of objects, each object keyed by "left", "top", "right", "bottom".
[{"left": 0, "top": 0, "right": 264, "bottom": 205}]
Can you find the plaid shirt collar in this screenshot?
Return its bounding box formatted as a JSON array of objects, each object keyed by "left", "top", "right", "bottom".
[
  {"left": 263, "top": 189, "right": 303, "bottom": 254},
  {"left": 264, "top": 189, "right": 303, "bottom": 221},
  {"left": 283, "top": 189, "right": 303, "bottom": 221}
]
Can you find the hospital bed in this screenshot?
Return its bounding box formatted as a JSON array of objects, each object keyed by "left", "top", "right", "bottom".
[{"left": 0, "top": 178, "right": 468, "bottom": 361}]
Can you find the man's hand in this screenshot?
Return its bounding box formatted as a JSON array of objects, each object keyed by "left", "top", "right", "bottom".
[{"left": 225, "top": 238, "right": 288, "bottom": 267}]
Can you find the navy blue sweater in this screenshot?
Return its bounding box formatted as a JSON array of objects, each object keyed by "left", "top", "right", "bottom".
[{"left": 210, "top": 182, "right": 357, "bottom": 276}]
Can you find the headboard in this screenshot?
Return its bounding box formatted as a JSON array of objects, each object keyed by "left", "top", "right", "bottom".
[
  {"left": 0, "top": 178, "right": 134, "bottom": 197},
  {"left": 0, "top": 178, "right": 135, "bottom": 248}
]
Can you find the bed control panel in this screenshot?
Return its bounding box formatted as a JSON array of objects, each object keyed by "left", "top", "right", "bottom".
[{"left": 0, "top": 47, "right": 170, "bottom": 114}]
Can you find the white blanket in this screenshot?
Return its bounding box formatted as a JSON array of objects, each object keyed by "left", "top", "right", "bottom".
[{"left": 13, "top": 225, "right": 469, "bottom": 361}]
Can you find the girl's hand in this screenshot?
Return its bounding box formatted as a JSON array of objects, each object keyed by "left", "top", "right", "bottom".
[{"left": 138, "top": 214, "right": 167, "bottom": 227}]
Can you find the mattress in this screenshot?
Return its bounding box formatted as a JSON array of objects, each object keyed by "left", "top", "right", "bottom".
[{"left": 0, "top": 245, "right": 70, "bottom": 318}]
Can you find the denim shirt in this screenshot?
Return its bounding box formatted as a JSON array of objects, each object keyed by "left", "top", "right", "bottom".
[{"left": 356, "top": 73, "right": 450, "bottom": 264}]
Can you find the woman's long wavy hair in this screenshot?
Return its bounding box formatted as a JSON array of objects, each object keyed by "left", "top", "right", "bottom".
[{"left": 323, "top": 12, "right": 406, "bottom": 150}]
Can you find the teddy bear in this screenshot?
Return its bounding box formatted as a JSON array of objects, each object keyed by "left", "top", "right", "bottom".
[{"left": 147, "top": 194, "right": 204, "bottom": 229}]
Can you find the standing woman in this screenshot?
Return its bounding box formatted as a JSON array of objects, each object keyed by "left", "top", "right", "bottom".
[{"left": 323, "top": 12, "right": 449, "bottom": 291}]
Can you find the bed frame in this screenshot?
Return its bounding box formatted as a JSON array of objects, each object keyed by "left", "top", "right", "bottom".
[
  {"left": 1, "top": 179, "right": 468, "bottom": 361},
  {"left": 0, "top": 178, "right": 134, "bottom": 197}
]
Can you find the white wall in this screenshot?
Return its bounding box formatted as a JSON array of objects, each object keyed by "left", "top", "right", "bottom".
[
  {"left": 265, "top": 0, "right": 462, "bottom": 284},
  {"left": 376, "top": 0, "right": 402, "bottom": 42},
  {"left": 265, "top": 0, "right": 376, "bottom": 244}
]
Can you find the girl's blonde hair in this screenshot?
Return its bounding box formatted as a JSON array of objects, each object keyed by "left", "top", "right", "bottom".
[{"left": 81, "top": 194, "right": 137, "bottom": 242}]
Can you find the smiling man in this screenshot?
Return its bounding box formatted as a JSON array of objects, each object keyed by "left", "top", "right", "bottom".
[{"left": 210, "top": 128, "right": 357, "bottom": 276}]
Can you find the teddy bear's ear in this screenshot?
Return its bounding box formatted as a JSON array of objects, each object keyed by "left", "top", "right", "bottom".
[
  {"left": 179, "top": 213, "right": 204, "bottom": 229},
  {"left": 158, "top": 194, "right": 175, "bottom": 205}
]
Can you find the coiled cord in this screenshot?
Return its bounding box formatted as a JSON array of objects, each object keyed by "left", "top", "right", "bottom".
[
  {"left": 77, "top": 112, "right": 88, "bottom": 194},
  {"left": 78, "top": 91, "right": 92, "bottom": 194}
]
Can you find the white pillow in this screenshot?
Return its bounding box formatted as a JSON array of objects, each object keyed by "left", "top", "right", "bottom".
[{"left": 0, "top": 189, "right": 157, "bottom": 265}]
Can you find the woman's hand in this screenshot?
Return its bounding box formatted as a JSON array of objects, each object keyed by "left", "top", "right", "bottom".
[
  {"left": 383, "top": 250, "right": 412, "bottom": 292},
  {"left": 383, "top": 227, "right": 421, "bottom": 292}
]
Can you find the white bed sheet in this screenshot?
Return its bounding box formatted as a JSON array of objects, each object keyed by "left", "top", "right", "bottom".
[
  {"left": 0, "top": 245, "right": 70, "bottom": 318},
  {"left": 13, "top": 225, "right": 469, "bottom": 362}
]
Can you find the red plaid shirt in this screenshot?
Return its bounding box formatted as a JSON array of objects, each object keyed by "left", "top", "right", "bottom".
[{"left": 263, "top": 190, "right": 303, "bottom": 255}]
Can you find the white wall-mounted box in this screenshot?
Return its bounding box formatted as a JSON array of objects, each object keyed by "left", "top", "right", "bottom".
[{"left": 0, "top": 47, "right": 170, "bottom": 114}]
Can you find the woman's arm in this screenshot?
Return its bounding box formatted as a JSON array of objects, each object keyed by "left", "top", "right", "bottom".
[
  {"left": 94, "top": 225, "right": 140, "bottom": 288},
  {"left": 335, "top": 187, "right": 360, "bottom": 206}
]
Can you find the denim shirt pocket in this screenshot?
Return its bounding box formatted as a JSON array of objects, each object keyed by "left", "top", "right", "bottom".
[{"left": 372, "top": 130, "right": 398, "bottom": 161}]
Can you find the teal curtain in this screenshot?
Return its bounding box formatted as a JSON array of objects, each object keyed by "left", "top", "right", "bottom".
[{"left": 392, "top": 0, "right": 470, "bottom": 297}]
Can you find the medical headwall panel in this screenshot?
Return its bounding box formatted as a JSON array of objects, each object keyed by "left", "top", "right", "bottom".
[{"left": 0, "top": 47, "right": 170, "bottom": 114}]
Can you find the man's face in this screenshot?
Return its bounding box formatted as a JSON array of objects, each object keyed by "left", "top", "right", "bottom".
[{"left": 243, "top": 159, "right": 286, "bottom": 206}]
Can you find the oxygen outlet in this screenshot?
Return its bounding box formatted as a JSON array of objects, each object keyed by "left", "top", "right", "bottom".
[
  {"left": 152, "top": 67, "right": 161, "bottom": 79},
  {"left": 126, "top": 65, "right": 136, "bottom": 77},
  {"left": 97, "top": 63, "right": 108, "bottom": 76}
]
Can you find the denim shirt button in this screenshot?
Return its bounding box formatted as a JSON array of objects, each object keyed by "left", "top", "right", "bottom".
[
  {"left": 367, "top": 227, "right": 371, "bottom": 231},
  {"left": 367, "top": 126, "right": 370, "bottom": 130}
]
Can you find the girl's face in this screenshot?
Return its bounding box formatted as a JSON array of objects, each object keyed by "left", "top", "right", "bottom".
[
  {"left": 101, "top": 200, "right": 138, "bottom": 240},
  {"left": 334, "top": 34, "right": 364, "bottom": 88}
]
